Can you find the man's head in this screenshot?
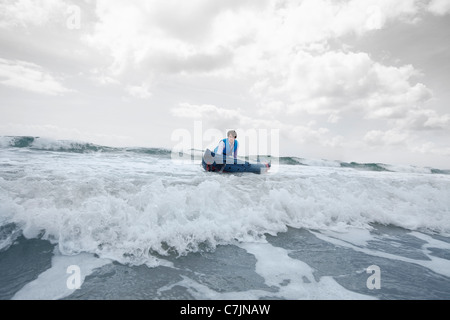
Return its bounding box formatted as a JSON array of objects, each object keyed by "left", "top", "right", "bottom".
[{"left": 227, "top": 130, "right": 237, "bottom": 144}]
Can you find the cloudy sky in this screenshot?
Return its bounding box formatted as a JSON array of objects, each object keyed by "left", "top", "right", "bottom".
[{"left": 1, "top": 0, "right": 450, "bottom": 168}]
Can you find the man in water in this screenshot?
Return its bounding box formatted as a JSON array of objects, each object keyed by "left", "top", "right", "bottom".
[{"left": 214, "top": 130, "right": 239, "bottom": 163}]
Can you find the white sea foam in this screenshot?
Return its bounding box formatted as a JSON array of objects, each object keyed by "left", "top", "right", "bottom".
[
  {"left": 12, "top": 249, "right": 111, "bottom": 300},
  {"left": 157, "top": 241, "right": 375, "bottom": 300},
  {"left": 312, "top": 230, "right": 450, "bottom": 278},
  {"left": 314, "top": 228, "right": 374, "bottom": 247},
  {"left": 1, "top": 146, "right": 450, "bottom": 267},
  {"left": 238, "top": 242, "right": 375, "bottom": 299}
]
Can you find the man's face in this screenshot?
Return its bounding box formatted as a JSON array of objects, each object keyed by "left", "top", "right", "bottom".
[{"left": 228, "top": 134, "right": 235, "bottom": 144}]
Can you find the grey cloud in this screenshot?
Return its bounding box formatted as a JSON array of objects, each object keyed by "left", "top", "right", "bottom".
[
  {"left": 147, "top": 0, "right": 268, "bottom": 43},
  {"left": 0, "top": 58, "right": 73, "bottom": 95}
]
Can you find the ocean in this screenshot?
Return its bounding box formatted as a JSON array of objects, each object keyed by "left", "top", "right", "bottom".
[{"left": 1, "top": 136, "right": 449, "bottom": 302}]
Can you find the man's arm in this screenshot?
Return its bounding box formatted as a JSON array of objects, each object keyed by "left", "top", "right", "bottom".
[{"left": 216, "top": 140, "right": 225, "bottom": 155}]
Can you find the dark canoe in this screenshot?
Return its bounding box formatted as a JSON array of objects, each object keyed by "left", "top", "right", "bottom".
[{"left": 201, "top": 149, "right": 271, "bottom": 174}]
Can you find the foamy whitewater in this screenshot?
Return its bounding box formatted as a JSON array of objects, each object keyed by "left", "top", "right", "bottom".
[{"left": 1, "top": 136, "right": 449, "bottom": 300}]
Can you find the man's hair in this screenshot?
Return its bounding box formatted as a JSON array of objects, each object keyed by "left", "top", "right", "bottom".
[{"left": 227, "top": 130, "right": 237, "bottom": 138}]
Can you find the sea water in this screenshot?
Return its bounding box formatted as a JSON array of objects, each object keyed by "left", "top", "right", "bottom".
[{"left": 0, "top": 136, "right": 449, "bottom": 300}]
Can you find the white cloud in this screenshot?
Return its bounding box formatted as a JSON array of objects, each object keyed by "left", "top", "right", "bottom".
[
  {"left": 250, "top": 50, "right": 433, "bottom": 124},
  {"left": 125, "top": 83, "right": 152, "bottom": 99},
  {"left": 396, "top": 108, "right": 450, "bottom": 131},
  {"left": 364, "top": 129, "right": 409, "bottom": 146},
  {"left": 362, "top": 106, "right": 450, "bottom": 160},
  {"left": 172, "top": 102, "right": 286, "bottom": 132},
  {"left": 84, "top": 0, "right": 425, "bottom": 80},
  {"left": 138, "top": 47, "right": 233, "bottom": 75},
  {"left": 84, "top": 0, "right": 257, "bottom": 78},
  {"left": 0, "top": 0, "right": 67, "bottom": 29},
  {"left": 0, "top": 58, "right": 72, "bottom": 95},
  {"left": 410, "top": 142, "right": 450, "bottom": 157},
  {"left": 79, "top": 0, "right": 437, "bottom": 100},
  {"left": 140, "top": 0, "right": 263, "bottom": 43},
  {"left": 427, "top": 0, "right": 450, "bottom": 16},
  {"left": 361, "top": 128, "right": 450, "bottom": 165},
  {"left": 229, "top": 0, "right": 422, "bottom": 59},
  {"left": 171, "top": 103, "right": 241, "bottom": 130},
  {"left": 172, "top": 103, "right": 218, "bottom": 119}
]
